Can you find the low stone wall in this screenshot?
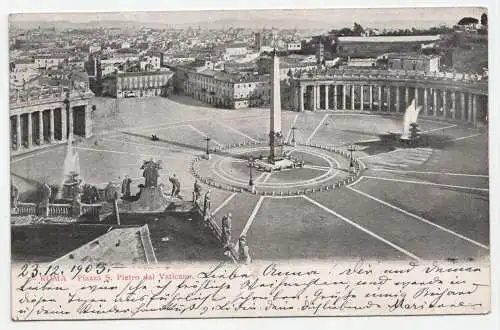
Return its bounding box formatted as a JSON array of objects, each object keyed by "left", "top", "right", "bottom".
[
  {"left": 193, "top": 200, "right": 238, "bottom": 263},
  {"left": 14, "top": 201, "right": 102, "bottom": 221},
  {"left": 191, "top": 141, "right": 365, "bottom": 196},
  {"left": 139, "top": 225, "right": 158, "bottom": 264}
]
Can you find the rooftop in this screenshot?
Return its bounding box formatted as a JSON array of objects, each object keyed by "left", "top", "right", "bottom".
[{"left": 51, "top": 225, "right": 149, "bottom": 265}]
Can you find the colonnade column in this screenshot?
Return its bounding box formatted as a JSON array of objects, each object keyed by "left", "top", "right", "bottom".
[
  {"left": 342, "top": 85, "right": 347, "bottom": 109},
  {"left": 460, "top": 92, "right": 466, "bottom": 120},
  {"left": 387, "top": 87, "right": 391, "bottom": 112},
  {"left": 313, "top": 85, "right": 317, "bottom": 111},
  {"left": 68, "top": 107, "right": 74, "bottom": 141},
  {"left": 15, "top": 114, "right": 21, "bottom": 150},
  {"left": 442, "top": 90, "right": 447, "bottom": 118},
  {"left": 27, "top": 112, "right": 32, "bottom": 148},
  {"left": 433, "top": 89, "right": 438, "bottom": 117},
  {"left": 405, "top": 87, "right": 409, "bottom": 108},
  {"left": 299, "top": 85, "right": 304, "bottom": 112},
  {"left": 360, "top": 85, "right": 364, "bottom": 111},
  {"left": 369, "top": 85, "right": 373, "bottom": 110},
  {"left": 38, "top": 111, "right": 44, "bottom": 145},
  {"left": 468, "top": 93, "right": 473, "bottom": 123},
  {"left": 333, "top": 85, "right": 338, "bottom": 110},
  {"left": 351, "top": 85, "right": 355, "bottom": 110},
  {"left": 316, "top": 85, "right": 321, "bottom": 110},
  {"left": 423, "top": 88, "right": 428, "bottom": 115},
  {"left": 378, "top": 86, "right": 382, "bottom": 111},
  {"left": 452, "top": 92, "right": 457, "bottom": 120},
  {"left": 49, "top": 109, "right": 55, "bottom": 142},
  {"left": 472, "top": 94, "right": 478, "bottom": 127},
  {"left": 415, "top": 87, "right": 420, "bottom": 108},
  {"left": 325, "top": 85, "right": 329, "bottom": 110},
  {"left": 395, "top": 86, "right": 400, "bottom": 112}
]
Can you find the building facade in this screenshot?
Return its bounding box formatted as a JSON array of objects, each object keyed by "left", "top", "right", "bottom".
[
  {"left": 387, "top": 54, "right": 440, "bottom": 73},
  {"left": 289, "top": 68, "right": 488, "bottom": 127},
  {"left": 177, "top": 66, "right": 271, "bottom": 109},
  {"left": 102, "top": 70, "right": 174, "bottom": 98},
  {"left": 34, "top": 55, "right": 67, "bottom": 69}
]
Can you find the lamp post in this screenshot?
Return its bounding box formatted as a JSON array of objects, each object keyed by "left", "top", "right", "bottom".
[
  {"left": 248, "top": 156, "right": 254, "bottom": 186},
  {"left": 291, "top": 126, "right": 297, "bottom": 147},
  {"left": 347, "top": 144, "right": 356, "bottom": 173},
  {"left": 205, "top": 136, "right": 211, "bottom": 159}
]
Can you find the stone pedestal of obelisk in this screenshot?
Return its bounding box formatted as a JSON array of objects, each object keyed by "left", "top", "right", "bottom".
[{"left": 269, "top": 49, "right": 283, "bottom": 164}]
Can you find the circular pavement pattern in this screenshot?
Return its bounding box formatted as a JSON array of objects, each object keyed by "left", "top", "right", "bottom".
[{"left": 193, "top": 145, "right": 357, "bottom": 194}]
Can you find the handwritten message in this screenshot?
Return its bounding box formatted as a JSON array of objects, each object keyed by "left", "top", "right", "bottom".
[{"left": 12, "top": 260, "right": 490, "bottom": 320}]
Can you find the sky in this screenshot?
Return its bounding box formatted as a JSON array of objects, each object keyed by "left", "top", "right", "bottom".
[{"left": 9, "top": 7, "right": 486, "bottom": 30}]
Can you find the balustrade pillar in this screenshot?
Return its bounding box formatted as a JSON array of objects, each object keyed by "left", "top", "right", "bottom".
[
  {"left": 38, "top": 111, "right": 43, "bottom": 145},
  {"left": 369, "top": 85, "right": 373, "bottom": 110},
  {"left": 27, "top": 112, "right": 32, "bottom": 148},
  {"left": 16, "top": 114, "right": 21, "bottom": 150},
  {"left": 49, "top": 109, "right": 55, "bottom": 142},
  {"left": 360, "top": 85, "right": 364, "bottom": 111},
  {"left": 325, "top": 85, "right": 329, "bottom": 110},
  {"left": 351, "top": 85, "right": 355, "bottom": 110},
  {"left": 333, "top": 85, "right": 338, "bottom": 110}
]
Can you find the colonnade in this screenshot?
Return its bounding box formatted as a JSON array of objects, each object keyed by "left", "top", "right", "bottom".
[
  {"left": 10, "top": 105, "right": 88, "bottom": 152},
  {"left": 294, "top": 82, "right": 487, "bottom": 126}
]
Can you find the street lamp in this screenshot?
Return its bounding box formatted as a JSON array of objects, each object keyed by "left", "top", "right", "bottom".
[
  {"left": 347, "top": 144, "right": 356, "bottom": 172},
  {"left": 248, "top": 156, "right": 254, "bottom": 186},
  {"left": 205, "top": 136, "right": 211, "bottom": 159},
  {"left": 291, "top": 126, "right": 297, "bottom": 147}
]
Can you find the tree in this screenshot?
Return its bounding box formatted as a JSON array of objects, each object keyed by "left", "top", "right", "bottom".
[
  {"left": 353, "top": 22, "right": 365, "bottom": 36},
  {"left": 457, "top": 17, "right": 479, "bottom": 26},
  {"left": 338, "top": 27, "right": 353, "bottom": 36},
  {"left": 481, "top": 13, "right": 488, "bottom": 26}
]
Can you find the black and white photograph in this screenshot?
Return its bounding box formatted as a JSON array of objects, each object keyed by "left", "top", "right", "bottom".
[{"left": 6, "top": 3, "right": 495, "bottom": 322}]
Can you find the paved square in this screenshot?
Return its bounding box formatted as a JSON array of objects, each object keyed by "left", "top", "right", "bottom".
[{"left": 11, "top": 97, "right": 489, "bottom": 262}]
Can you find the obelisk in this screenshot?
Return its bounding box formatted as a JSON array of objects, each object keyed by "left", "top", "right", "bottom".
[{"left": 269, "top": 48, "right": 282, "bottom": 163}]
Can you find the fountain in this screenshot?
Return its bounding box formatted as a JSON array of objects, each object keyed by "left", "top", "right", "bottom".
[
  {"left": 60, "top": 137, "right": 82, "bottom": 201},
  {"left": 400, "top": 98, "right": 422, "bottom": 140}
]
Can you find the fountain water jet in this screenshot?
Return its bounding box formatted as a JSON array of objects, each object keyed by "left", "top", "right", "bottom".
[
  {"left": 401, "top": 98, "right": 422, "bottom": 140},
  {"left": 59, "top": 136, "right": 82, "bottom": 201}
]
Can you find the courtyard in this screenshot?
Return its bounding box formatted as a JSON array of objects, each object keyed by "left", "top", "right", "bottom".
[{"left": 10, "top": 96, "right": 490, "bottom": 262}]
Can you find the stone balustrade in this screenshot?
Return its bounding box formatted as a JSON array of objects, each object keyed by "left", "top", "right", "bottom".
[
  {"left": 49, "top": 204, "right": 72, "bottom": 217},
  {"left": 193, "top": 200, "right": 239, "bottom": 263},
  {"left": 13, "top": 200, "right": 102, "bottom": 221}
]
